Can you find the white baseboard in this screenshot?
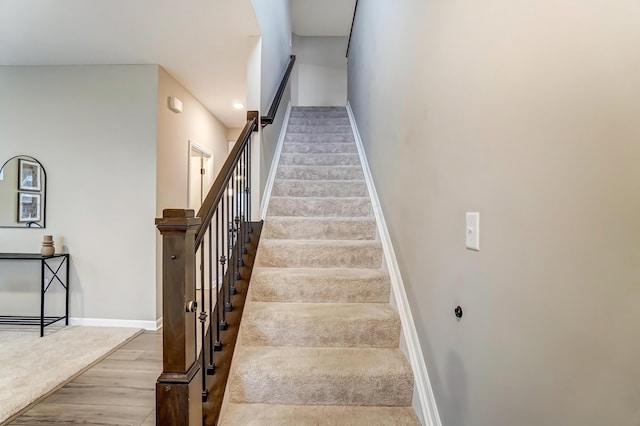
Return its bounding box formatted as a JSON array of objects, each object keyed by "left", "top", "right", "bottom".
[
  {"left": 69, "top": 317, "right": 162, "bottom": 331},
  {"left": 346, "top": 102, "right": 442, "bottom": 426},
  {"left": 260, "top": 102, "right": 292, "bottom": 219}
]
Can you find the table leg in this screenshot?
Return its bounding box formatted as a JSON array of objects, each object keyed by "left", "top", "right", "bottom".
[
  {"left": 40, "top": 258, "right": 45, "bottom": 337},
  {"left": 65, "top": 255, "right": 69, "bottom": 325}
]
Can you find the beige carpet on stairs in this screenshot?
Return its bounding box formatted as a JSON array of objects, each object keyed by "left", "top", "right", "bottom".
[
  {"left": 219, "top": 106, "right": 421, "bottom": 425},
  {"left": 0, "top": 325, "right": 142, "bottom": 424}
]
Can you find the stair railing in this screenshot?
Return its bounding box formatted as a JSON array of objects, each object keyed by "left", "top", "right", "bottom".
[
  {"left": 346, "top": 0, "right": 359, "bottom": 58},
  {"left": 155, "top": 54, "right": 296, "bottom": 425}
]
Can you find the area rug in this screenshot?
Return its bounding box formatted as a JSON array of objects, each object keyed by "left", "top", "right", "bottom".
[{"left": 0, "top": 325, "right": 142, "bottom": 424}]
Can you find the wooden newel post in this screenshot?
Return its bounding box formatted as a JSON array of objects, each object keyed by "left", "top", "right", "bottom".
[{"left": 155, "top": 209, "right": 202, "bottom": 426}]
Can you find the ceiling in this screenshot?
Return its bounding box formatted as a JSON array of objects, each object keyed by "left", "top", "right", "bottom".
[
  {"left": 291, "top": 0, "right": 357, "bottom": 36},
  {"left": 0, "top": 0, "right": 358, "bottom": 127},
  {"left": 0, "top": 0, "right": 260, "bottom": 127}
]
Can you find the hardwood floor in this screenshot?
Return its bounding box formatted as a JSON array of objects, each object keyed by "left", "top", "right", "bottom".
[{"left": 9, "top": 331, "right": 161, "bottom": 426}]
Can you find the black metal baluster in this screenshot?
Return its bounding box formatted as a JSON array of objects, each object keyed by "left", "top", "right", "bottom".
[
  {"left": 231, "top": 165, "right": 239, "bottom": 293},
  {"left": 214, "top": 206, "right": 223, "bottom": 347},
  {"left": 235, "top": 160, "right": 243, "bottom": 280},
  {"left": 207, "top": 220, "right": 215, "bottom": 376},
  {"left": 248, "top": 135, "right": 253, "bottom": 234},
  {"left": 219, "top": 195, "right": 228, "bottom": 331},
  {"left": 226, "top": 179, "right": 234, "bottom": 311},
  {"left": 244, "top": 145, "right": 250, "bottom": 246},
  {"left": 199, "top": 239, "right": 208, "bottom": 401}
]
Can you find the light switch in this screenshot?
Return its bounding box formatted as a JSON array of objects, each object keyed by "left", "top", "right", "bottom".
[{"left": 466, "top": 212, "right": 479, "bottom": 251}]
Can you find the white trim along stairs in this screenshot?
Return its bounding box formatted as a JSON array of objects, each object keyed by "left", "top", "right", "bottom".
[
  {"left": 219, "top": 105, "right": 441, "bottom": 425},
  {"left": 347, "top": 102, "right": 442, "bottom": 426}
]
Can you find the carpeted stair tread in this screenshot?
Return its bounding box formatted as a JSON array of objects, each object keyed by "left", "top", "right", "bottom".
[
  {"left": 242, "top": 302, "right": 400, "bottom": 347},
  {"left": 285, "top": 134, "right": 355, "bottom": 143},
  {"left": 268, "top": 196, "right": 372, "bottom": 217},
  {"left": 292, "top": 106, "right": 347, "bottom": 111},
  {"left": 289, "top": 111, "right": 350, "bottom": 118},
  {"left": 219, "top": 403, "right": 421, "bottom": 425},
  {"left": 263, "top": 216, "right": 376, "bottom": 240},
  {"left": 288, "top": 117, "right": 350, "bottom": 126},
  {"left": 272, "top": 180, "right": 368, "bottom": 197},
  {"left": 287, "top": 124, "right": 353, "bottom": 134},
  {"left": 280, "top": 153, "right": 360, "bottom": 166},
  {"left": 228, "top": 346, "right": 414, "bottom": 406},
  {"left": 276, "top": 165, "right": 364, "bottom": 180},
  {"left": 257, "top": 239, "right": 382, "bottom": 269},
  {"left": 250, "top": 267, "right": 390, "bottom": 303},
  {"left": 282, "top": 142, "right": 357, "bottom": 153}
]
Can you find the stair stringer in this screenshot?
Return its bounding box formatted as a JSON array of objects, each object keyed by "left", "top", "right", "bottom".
[{"left": 346, "top": 102, "right": 443, "bottom": 426}]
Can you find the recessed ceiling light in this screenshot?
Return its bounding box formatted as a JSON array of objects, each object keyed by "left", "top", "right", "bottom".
[{"left": 233, "top": 102, "right": 244, "bottom": 110}]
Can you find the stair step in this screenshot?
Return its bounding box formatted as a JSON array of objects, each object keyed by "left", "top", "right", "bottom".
[
  {"left": 272, "top": 180, "right": 368, "bottom": 198},
  {"left": 220, "top": 404, "right": 420, "bottom": 426},
  {"left": 276, "top": 165, "right": 363, "bottom": 180},
  {"left": 285, "top": 133, "right": 354, "bottom": 143},
  {"left": 263, "top": 217, "right": 376, "bottom": 240},
  {"left": 292, "top": 106, "right": 346, "bottom": 111},
  {"left": 289, "top": 111, "right": 349, "bottom": 118},
  {"left": 228, "top": 346, "right": 414, "bottom": 406},
  {"left": 282, "top": 142, "right": 357, "bottom": 154},
  {"left": 257, "top": 240, "right": 382, "bottom": 269},
  {"left": 287, "top": 124, "right": 353, "bottom": 134},
  {"left": 268, "top": 197, "right": 372, "bottom": 217},
  {"left": 250, "top": 267, "right": 390, "bottom": 303},
  {"left": 280, "top": 153, "right": 360, "bottom": 166},
  {"left": 242, "top": 302, "right": 400, "bottom": 348},
  {"left": 288, "top": 117, "right": 350, "bottom": 126}
]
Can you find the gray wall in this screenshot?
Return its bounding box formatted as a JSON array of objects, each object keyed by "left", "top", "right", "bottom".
[
  {"left": 250, "top": 0, "right": 292, "bottom": 201},
  {"left": 251, "top": 0, "right": 292, "bottom": 112},
  {"left": 292, "top": 35, "right": 348, "bottom": 106},
  {"left": 347, "top": 1, "right": 640, "bottom": 425},
  {"left": 0, "top": 65, "right": 159, "bottom": 323}
]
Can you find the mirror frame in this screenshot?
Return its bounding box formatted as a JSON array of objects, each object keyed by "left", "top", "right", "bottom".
[{"left": 0, "top": 155, "right": 47, "bottom": 229}]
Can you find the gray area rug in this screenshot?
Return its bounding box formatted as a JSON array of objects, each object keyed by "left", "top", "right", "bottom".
[{"left": 0, "top": 325, "right": 142, "bottom": 424}]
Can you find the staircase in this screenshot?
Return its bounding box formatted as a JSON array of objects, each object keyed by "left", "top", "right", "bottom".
[{"left": 219, "top": 107, "right": 420, "bottom": 425}]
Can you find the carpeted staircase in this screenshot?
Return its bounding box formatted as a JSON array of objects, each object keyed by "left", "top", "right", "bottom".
[{"left": 219, "top": 107, "right": 421, "bottom": 425}]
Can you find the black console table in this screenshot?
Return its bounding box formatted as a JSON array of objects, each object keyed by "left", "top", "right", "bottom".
[{"left": 0, "top": 253, "right": 70, "bottom": 336}]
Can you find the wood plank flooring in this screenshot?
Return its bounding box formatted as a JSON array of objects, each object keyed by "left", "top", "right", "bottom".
[{"left": 9, "top": 331, "right": 161, "bottom": 426}]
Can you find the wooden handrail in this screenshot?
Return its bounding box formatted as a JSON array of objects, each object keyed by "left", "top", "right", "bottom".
[
  {"left": 260, "top": 55, "right": 296, "bottom": 127},
  {"left": 194, "top": 116, "right": 257, "bottom": 249},
  {"left": 346, "top": 0, "right": 359, "bottom": 58}
]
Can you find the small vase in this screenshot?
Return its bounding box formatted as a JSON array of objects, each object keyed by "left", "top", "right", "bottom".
[{"left": 41, "top": 235, "right": 55, "bottom": 256}]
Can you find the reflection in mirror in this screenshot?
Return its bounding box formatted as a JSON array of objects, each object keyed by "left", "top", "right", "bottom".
[{"left": 0, "top": 155, "right": 47, "bottom": 228}]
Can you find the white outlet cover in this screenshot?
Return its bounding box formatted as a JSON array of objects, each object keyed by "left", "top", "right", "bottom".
[{"left": 466, "top": 212, "right": 479, "bottom": 251}]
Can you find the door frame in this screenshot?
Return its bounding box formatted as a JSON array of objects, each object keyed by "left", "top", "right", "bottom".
[{"left": 187, "top": 140, "right": 213, "bottom": 209}]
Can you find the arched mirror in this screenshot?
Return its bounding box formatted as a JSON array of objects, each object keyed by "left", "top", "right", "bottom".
[{"left": 0, "top": 155, "right": 47, "bottom": 228}]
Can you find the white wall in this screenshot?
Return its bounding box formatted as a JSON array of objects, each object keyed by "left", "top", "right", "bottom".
[
  {"left": 292, "top": 35, "right": 348, "bottom": 106},
  {"left": 227, "top": 127, "right": 244, "bottom": 143},
  {"left": 155, "top": 67, "right": 232, "bottom": 320},
  {"left": 0, "top": 65, "right": 158, "bottom": 324},
  {"left": 348, "top": 1, "right": 640, "bottom": 425}
]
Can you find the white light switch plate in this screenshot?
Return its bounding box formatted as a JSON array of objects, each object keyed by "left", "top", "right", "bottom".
[{"left": 466, "top": 212, "right": 479, "bottom": 251}]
